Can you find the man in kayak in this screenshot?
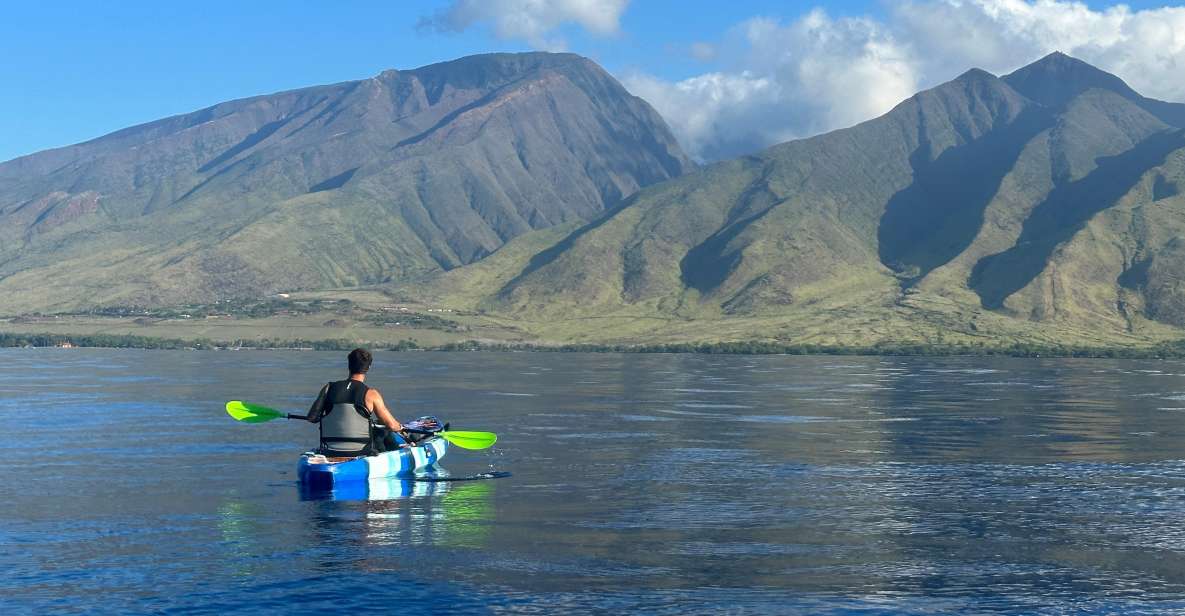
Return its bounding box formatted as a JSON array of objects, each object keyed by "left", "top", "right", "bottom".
[{"left": 303, "top": 348, "right": 414, "bottom": 456}]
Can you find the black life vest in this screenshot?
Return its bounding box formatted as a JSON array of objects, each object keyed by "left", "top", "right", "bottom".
[{"left": 316, "top": 379, "right": 374, "bottom": 456}]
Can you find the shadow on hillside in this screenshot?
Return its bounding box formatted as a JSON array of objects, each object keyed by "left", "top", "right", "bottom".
[
  {"left": 971, "top": 129, "right": 1185, "bottom": 309},
  {"left": 494, "top": 194, "right": 640, "bottom": 299},
  {"left": 877, "top": 109, "right": 1053, "bottom": 285},
  {"left": 679, "top": 170, "right": 781, "bottom": 294},
  {"left": 197, "top": 118, "right": 293, "bottom": 174}
]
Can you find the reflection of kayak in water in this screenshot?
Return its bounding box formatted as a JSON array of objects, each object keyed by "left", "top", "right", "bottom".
[
  {"left": 305, "top": 481, "right": 498, "bottom": 549},
  {"left": 297, "top": 436, "right": 448, "bottom": 489}
]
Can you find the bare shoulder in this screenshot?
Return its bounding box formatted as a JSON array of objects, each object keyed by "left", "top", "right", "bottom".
[{"left": 364, "top": 386, "right": 388, "bottom": 413}]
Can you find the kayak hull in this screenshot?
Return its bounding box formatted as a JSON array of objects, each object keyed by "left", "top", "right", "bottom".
[
  {"left": 297, "top": 436, "right": 448, "bottom": 487},
  {"left": 299, "top": 476, "right": 450, "bottom": 501}
]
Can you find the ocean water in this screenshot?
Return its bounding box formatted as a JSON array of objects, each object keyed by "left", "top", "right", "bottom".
[{"left": 6, "top": 349, "right": 1185, "bottom": 613}]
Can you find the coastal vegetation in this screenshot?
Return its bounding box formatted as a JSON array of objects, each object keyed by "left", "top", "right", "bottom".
[{"left": 7, "top": 331, "right": 1185, "bottom": 360}]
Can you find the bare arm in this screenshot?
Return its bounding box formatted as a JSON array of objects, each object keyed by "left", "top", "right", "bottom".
[
  {"left": 367, "top": 388, "right": 404, "bottom": 433},
  {"left": 304, "top": 384, "right": 330, "bottom": 422}
]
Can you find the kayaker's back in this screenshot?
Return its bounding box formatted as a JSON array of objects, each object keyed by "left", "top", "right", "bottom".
[{"left": 315, "top": 379, "right": 374, "bottom": 456}]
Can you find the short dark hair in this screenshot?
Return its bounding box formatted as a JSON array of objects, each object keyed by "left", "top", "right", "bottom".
[{"left": 348, "top": 348, "right": 372, "bottom": 374}]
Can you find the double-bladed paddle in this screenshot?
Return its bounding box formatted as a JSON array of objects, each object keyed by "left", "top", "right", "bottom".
[
  {"left": 224, "top": 400, "right": 498, "bottom": 450},
  {"left": 225, "top": 400, "right": 305, "bottom": 423}
]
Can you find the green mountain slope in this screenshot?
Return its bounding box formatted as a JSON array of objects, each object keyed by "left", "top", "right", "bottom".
[
  {"left": 399, "top": 52, "right": 1185, "bottom": 347},
  {"left": 0, "top": 52, "right": 692, "bottom": 313}
]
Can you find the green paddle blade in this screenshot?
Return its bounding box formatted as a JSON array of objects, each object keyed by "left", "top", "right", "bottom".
[
  {"left": 438, "top": 430, "right": 497, "bottom": 450},
  {"left": 226, "top": 401, "right": 285, "bottom": 423}
]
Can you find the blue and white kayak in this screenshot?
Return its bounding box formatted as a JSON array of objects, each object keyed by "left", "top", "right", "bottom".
[
  {"left": 299, "top": 476, "right": 450, "bottom": 502},
  {"left": 297, "top": 436, "right": 448, "bottom": 488}
]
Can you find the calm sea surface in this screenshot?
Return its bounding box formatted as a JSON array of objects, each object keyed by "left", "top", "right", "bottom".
[{"left": 7, "top": 349, "right": 1185, "bottom": 613}]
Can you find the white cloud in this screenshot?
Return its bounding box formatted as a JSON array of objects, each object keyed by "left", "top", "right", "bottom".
[
  {"left": 624, "top": 70, "right": 780, "bottom": 161},
  {"left": 895, "top": 0, "right": 1185, "bottom": 100},
  {"left": 422, "top": 0, "right": 630, "bottom": 51},
  {"left": 624, "top": 9, "right": 917, "bottom": 162},
  {"left": 625, "top": 1, "right": 1185, "bottom": 162}
]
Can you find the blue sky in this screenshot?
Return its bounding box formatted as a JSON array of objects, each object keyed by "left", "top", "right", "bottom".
[{"left": 2, "top": 0, "right": 1183, "bottom": 162}]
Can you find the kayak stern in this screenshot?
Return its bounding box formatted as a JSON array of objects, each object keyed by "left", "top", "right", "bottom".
[{"left": 298, "top": 436, "right": 448, "bottom": 487}]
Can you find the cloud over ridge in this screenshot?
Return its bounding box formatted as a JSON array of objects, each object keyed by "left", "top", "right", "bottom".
[{"left": 626, "top": 0, "right": 1185, "bottom": 161}]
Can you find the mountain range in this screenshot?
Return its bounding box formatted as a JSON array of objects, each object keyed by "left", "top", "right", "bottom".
[
  {"left": 4, "top": 51, "right": 1185, "bottom": 348},
  {"left": 0, "top": 52, "right": 691, "bottom": 313},
  {"left": 394, "top": 52, "right": 1185, "bottom": 347}
]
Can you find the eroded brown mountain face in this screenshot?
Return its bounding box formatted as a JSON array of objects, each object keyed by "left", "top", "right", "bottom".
[{"left": 0, "top": 52, "right": 692, "bottom": 312}]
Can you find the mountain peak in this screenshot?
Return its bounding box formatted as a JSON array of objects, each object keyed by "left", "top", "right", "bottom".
[
  {"left": 406, "top": 51, "right": 594, "bottom": 78},
  {"left": 373, "top": 52, "right": 584, "bottom": 79},
  {"left": 954, "top": 67, "right": 996, "bottom": 83},
  {"left": 1036, "top": 50, "right": 1074, "bottom": 64},
  {"left": 1003, "top": 51, "right": 1138, "bottom": 108}
]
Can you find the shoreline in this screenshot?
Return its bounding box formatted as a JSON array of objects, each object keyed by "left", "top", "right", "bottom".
[{"left": 5, "top": 331, "right": 1185, "bottom": 359}]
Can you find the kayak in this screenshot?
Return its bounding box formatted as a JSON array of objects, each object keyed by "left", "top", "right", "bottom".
[
  {"left": 297, "top": 436, "right": 448, "bottom": 488},
  {"left": 299, "top": 476, "right": 450, "bottom": 501},
  {"left": 300, "top": 471, "right": 510, "bottom": 501}
]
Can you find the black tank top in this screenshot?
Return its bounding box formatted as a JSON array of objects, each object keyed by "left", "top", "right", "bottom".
[
  {"left": 324, "top": 379, "right": 370, "bottom": 410},
  {"left": 317, "top": 379, "right": 373, "bottom": 455}
]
